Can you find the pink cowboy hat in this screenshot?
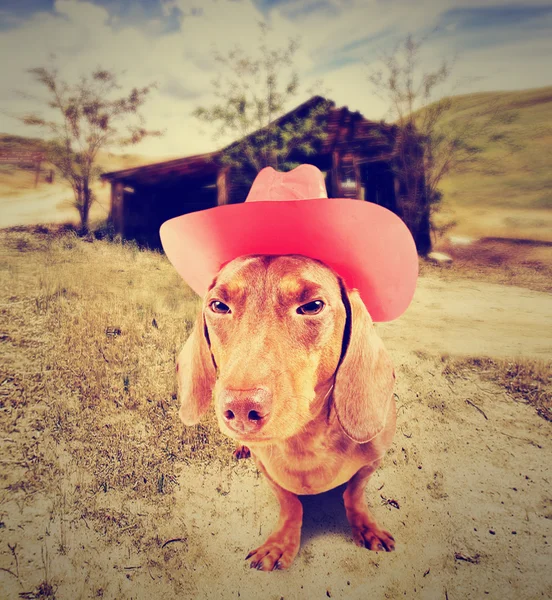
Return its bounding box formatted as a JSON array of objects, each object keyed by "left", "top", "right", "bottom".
[{"left": 160, "top": 164, "right": 418, "bottom": 322}]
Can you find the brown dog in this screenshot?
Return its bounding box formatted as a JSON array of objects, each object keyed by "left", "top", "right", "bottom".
[{"left": 176, "top": 254, "right": 397, "bottom": 571}]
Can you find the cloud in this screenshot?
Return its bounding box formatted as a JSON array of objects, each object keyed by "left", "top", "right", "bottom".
[
  {"left": 163, "top": 79, "right": 204, "bottom": 101},
  {"left": 160, "top": 0, "right": 178, "bottom": 18},
  {"left": 55, "top": 0, "right": 109, "bottom": 26},
  {"left": 0, "top": 0, "right": 551, "bottom": 158},
  {"left": 439, "top": 4, "right": 552, "bottom": 32}
]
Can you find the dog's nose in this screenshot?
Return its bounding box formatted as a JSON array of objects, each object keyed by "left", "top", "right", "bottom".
[{"left": 220, "top": 388, "right": 272, "bottom": 435}]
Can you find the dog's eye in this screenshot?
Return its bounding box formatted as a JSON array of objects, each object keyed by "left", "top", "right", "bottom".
[
  {"left": 210, "top": 300, "right": 231, "bottom": 314},
  {"left": 297, "top": 300, "right": 325, "bottom": 315}
]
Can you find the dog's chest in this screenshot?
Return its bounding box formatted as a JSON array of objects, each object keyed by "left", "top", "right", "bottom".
[{"left": 254, "top": 430, "right": 366, "bottom": 495}]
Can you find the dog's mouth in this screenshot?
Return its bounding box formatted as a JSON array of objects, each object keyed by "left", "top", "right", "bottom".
[
  {"left": 217, "top": 418, "right": 272, "bottom": 443},
  {"left": 216, "top": 420, "right": 273, "bottom": 444},
  {"left": 227, "top": 432, "right": 272, "bottom": 445}
]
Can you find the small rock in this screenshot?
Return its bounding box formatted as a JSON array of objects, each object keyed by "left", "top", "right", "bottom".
[
  {"left": 427, "top": 251, "right": 453, "bottom": 265},
  {"left": 449, "top": 235, "right": 475, "bottom": 246}
]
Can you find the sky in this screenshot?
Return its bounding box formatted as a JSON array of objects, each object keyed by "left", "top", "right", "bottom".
[{"left": 0, "top": 0, "right": 551, "bottom": 158}]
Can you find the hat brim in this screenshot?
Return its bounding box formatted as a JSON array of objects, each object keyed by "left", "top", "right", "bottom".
[{"left": 159, "top": 198, "right": 418, "bottom": 322}]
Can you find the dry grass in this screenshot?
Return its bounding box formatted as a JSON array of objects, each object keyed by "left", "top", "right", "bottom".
[
  {"left": 0, "top": 227, "right": 234, "bottom": 503},
  {"left": 442, "top": 356, "right": 552, "bottom": 422},
  {"left": 1, "top": 227, "right": 239, "bottom": 594}
]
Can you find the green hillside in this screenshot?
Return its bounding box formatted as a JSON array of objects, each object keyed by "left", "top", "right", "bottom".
[{"left": 433, "top": 86, "right": 552, "bottom": 241}]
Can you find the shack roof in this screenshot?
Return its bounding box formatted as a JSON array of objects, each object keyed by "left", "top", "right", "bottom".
[
  {"left": 100, "top": 97, "right": 396, "bottom": 186},
  {"left": 100, "top": 150, "right": 219, "bottom": 186}
]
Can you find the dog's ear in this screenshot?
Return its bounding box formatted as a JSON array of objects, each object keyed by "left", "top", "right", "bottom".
[
  {"left": 333, "top": 289, "right": 395, "bottom": 444},
  {"left": 176, "top": 307, "right": 217, "bottom": 426}
]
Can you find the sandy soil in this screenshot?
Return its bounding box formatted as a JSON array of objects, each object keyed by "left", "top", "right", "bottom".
[{"left": 1, "top": 274, "right": 551, "bottom": 599}]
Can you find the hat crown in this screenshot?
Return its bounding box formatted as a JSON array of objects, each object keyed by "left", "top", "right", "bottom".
[{"left": 245, "top": 165, "right": 328, "bottom": 203}]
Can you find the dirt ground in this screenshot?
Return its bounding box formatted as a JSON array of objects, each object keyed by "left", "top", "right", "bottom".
[{"left": 0, "top": 232, "right": 551, "bottom": 600}]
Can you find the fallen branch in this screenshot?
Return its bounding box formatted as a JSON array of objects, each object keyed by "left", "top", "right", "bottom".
[
  {"left": 454, "top": 552, "right": 480, "bottom": 564},
  {"left": 0, "top": 567, "right": 18, "bottom": 579},
  {"left": 465, "top": 399, "right": 488, "bottom": 420},
  {"left": 161, "top": 537, "right": 187, "bottom": 549},
  {"left": 98, "top": 347, "right": 109, "bottom": 363},
  {"left": 497, "top": 430, "right": 542, "bottom": 448},
  {"left": 8, "top": 543, "right": 19, "bottom": 579}
]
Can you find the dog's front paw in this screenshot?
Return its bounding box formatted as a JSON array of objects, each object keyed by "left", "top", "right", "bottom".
[
  {"left": 233, "top": 445, "right": 251, "bottom": 460},
  {"left": 245, "top": 529, "right": 301, "bottom": 571},
  {"left": 350, "top": 514, "right": 395, "bottom": 551}
]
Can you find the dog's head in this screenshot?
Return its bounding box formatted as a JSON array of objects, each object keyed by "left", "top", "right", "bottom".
[{"left": 176, "top": 255, "right": 394, "bottom": 445}]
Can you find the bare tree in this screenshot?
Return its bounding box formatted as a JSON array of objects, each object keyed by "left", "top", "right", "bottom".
[
  {"left": 18, "top": 65, "right": 162, "bottom": 231},
  {"left": 369, "top": 34, "right": 516, "bottom": 253},
  {"left": 194, "top": 24, "right": 331, "bottom": 182}
]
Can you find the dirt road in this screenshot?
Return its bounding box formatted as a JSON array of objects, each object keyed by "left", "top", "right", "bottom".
[
  {"left": 380, "top": 275, "right": 552, "bottom": 359},
  {"left": 0, "top": 181, "right": 110, "bottom": 228}
]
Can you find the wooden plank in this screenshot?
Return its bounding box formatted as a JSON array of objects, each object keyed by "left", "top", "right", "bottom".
[
  {"left": 110, "top": 182, "right": 125, "bottom": 235},
  {"left": 353, "top": 155, "right": 361, "bottom": 199},
  {"left": 331, "top": 150, "right": 340, "bottom": 196},
  {"left": 100, "top": 151, "right": 219, "bottom": 182},
  {"left": 216, "top": 166, "right": 230, "bottom": 205}
]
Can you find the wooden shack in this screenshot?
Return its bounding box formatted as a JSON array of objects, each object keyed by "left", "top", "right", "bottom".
[{"left": 101, "top": 96, "right": 430, "bottom": 253}]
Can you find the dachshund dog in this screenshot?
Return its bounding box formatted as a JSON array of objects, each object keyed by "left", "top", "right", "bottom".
[{"left": 176, "top": 254, "right": 397, "bottom": 571}]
